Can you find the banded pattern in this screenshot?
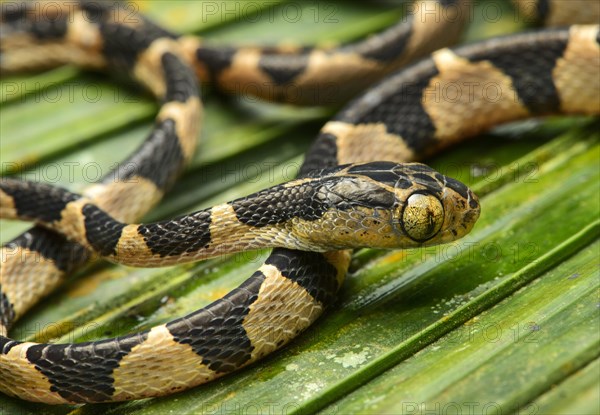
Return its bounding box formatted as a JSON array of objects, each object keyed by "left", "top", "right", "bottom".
[
  {"left": 0, "top": 1, "right": 202, "bottom": 338},
  {"left": 1, "top": 0, "right": 599, "bottom": 406},
  {"left": 0, "top": 252, "right": 347, "bottom": 403},
  {"left": 185, "top": 0, "right": 471, "bottom": 104},
  {"left": 301, "top": 25, "right": 600, "bottom": 173},
  {"left": 0, "top": 0, "right": 474, "bottom": 403},
  {"left": 0, "top": 162, "right": 480, "bottom": 266},
  {"left": 512, "top": 0, "right": 600, "bottom": 26},
  {"left": 1, "top": 1, "right": 470, "bottom": 104}
]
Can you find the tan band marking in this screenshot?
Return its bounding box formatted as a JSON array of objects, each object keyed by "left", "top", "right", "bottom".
[
  {"left": 66, "top": 11, "right": 104, "bottom": 53},
  {"left": 218, "top": 48, "right": 272, "bottom": 95},
  {"left": 84, "top": 178, "right": 164, "bottom": 223},
  {"left": 512, "top": 1, "right": 600, "bottom": 26},
  {"left": 554, "top": 25, "right": 600, "bottom": 114},
  {"left": 243, "top": 264, "right": 324, "bottom": 361},
  {"left": 133, "top": 38, "right": 183, "bottom": 98},
  {"left": 109, "top": 203, "right": 290, "bottom": 267},
  {"left": 0, "top": 189, "right": 17, "bottom": 218},
  {"left": 115, "top": 224, "right": 156, "bottom": 263},
  {"left": 56, "top": 198, "right": 93, "bottom": 248},
  {"left": 157, "top": 97, "right": 203, "bottom": 161},
  {"left": 322, "top": 121, "right": 415, "bottom": 164},
  {"left": 208, "top": 204, "right": 243, "bottom": 250},
  {"left": 546, "top": 0, "right": 600, "bottom": 26},
  {"left": 293, "top": 50, "right": 382, "bottom": 93},
  {"left": 427, "top": 48, "right": 530, "bottom": 144},
  {"left": 178, "top": 36, "right": 207, "bottom": 81},
  {"left": 511, "top": 0, "right": 538, "bottom": 23},
  {"left": 208, "top": 204, "right": 296, "bottom": 257},
  {"left": 0, "top": 343, "right": 65, "bottom": 404},
  {"left": 322, "top": 250, "right": 352, "bottom": 288},
  {"left": 402, "top": 0, "right": 467, "bottom": 65},
  {"left": 0, "top": 41, "right": 106, "bottom": 73},
  {"left": 1, "top": 247, "right": 64, "bottom": 321},
  {"left": 0, "top": 33, "right": 38, "bottom": 50},
  {"left": 113, "top": 325, "right": 218, "bottom": 400}
]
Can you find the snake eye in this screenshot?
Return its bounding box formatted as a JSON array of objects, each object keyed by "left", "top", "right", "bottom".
[{"left": 401, "top": 192, "right": 444, "bottom": 242}]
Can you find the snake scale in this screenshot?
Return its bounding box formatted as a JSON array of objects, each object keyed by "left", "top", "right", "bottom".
[{"left": 0, "top": 0, "right": 599, "bottom": 405}]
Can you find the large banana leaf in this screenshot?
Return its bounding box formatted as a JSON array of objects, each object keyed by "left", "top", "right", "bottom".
[{"left": 0, "top": 1, "right": 598, "bottom": 414}]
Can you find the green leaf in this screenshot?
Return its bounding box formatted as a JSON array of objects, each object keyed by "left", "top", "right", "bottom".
[{"left": 1, "top": 1, "right": 598, "bottom": 414}]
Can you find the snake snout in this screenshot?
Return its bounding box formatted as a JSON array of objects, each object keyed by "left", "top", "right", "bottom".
[
  {"left": 464, "top": 188, "right": 481, "bottom": 230},
  {"left": 466, "top": 188, "right": 481, "bottom": 219},
  {"left": 437, "top": 180, "right": 481, "bottom": 244}
]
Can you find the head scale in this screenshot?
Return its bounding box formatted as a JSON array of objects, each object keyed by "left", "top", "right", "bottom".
[{"left": 308, "top": 161, "right": 480, "bottom": 249}]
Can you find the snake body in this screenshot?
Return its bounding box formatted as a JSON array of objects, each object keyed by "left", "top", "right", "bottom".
[
  {"left": 0, "top": 0, "right": 599, "bottom": 405},
  {"left": 0, "top": 161, "right": 480, "bottom": 266}
]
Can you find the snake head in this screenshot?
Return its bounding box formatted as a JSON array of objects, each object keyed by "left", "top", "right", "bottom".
[
  {"left": 309, "top": 161, "right": 480, "bottom": 249},
  {"left": 388, "top": 162, "right": 481, "bottom": 247}
]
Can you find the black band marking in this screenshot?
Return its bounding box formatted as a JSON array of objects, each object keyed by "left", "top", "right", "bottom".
[
  {"left": 26, "top": 334, "right": 148, "bottom": 403},
  {"left": 258, "top": 54, "right": 309, "bottom": 85},
  {"left": 232, "top": 181, "right": 327, "bottom": 227},
  {"left": 109, "top": 118, "right": 186, "bottom": 191},
  {"left": 162, "top": 52, "right": 199, "bottom": 103},
  {"left": 0, "top": 290, "right": 16, "bottom": 334},
  {"left": 167, "top": 272, "right": 265, "bottom": 373},
  {"left": 79, "top": 1, "right": 114, "bottom": 24},
  {"left": 340, "top": 59, "right": 440, "bottom": 156},
  {"left": 31, "top": 16, "right": 67, "bottom": 39},
  {"left": 0, "top": 179, "right": 79, "bottom": 223},
  {"left": 0, "top": 336, "right": 21, "bottom": 355},
  {"left": 0, "top": 3, "right": 28, "bottom": 23},
  {"left": 138, "top": 210, "right": 211, "bottom": 257},
  {"left": 100, "top": 19, "right": 176, "bottom": 70},
  {"left": 195, "top": 46, "right": 237, "bottom": 81},
  {"left": 6, "top": 227, "right": 90, "bottom": 273},
  {"left": 266, "top": 249, "right": 339, "bottom": 305},
  {"left": 354, "top": 18, "right": 412, "bottom": 62},
  {"left": 536, "top": 0, "right": 550, "bottom": 23},
  {"left": 299, "top": 132, "right": 338, "bottom": 177},
  {"left": 98, "top": 23, "right": 138, "bottom": 69},
  {"left": 460, "top": 30, "right": 568, "bottom": 114},
  {"left": 0, "top": 2, "right": 67, "bottom": 39},
  {"left": 82, "top": 204, "right": 126, "bottom": 257}
]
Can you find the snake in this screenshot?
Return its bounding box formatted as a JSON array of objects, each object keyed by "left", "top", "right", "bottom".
[{"left": 0, "top": 0, "right": 598, "bottom": 405}]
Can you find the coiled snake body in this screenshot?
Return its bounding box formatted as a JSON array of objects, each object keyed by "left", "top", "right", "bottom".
[{"left": 0, "top": 0, "right": 599, "bottom": 404}]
